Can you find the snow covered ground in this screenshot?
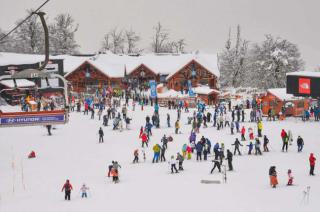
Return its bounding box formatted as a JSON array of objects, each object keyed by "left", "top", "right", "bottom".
[{"left": 0, "top": 103, "right": 319, "bottom": 212}]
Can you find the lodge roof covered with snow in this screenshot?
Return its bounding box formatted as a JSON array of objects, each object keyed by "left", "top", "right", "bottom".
[
  {"left": 0, "top": 52, "right": 219, "bottom": 79},
  {"left": 267, "top": 88, "right": 295, "bottom": 101}
]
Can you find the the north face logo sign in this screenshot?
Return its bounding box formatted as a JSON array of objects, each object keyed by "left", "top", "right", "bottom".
[{"left": 299, "top": 78, "right": 311, "bottom": 94}]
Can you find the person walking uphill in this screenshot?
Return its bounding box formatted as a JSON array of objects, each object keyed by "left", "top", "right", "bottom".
[
  {"left": 152, "top": 144, "right": 161, "bottom": 163},
  {"left": 309, "top": 153, "right": 316, "bottom": 176},
  {"left": 99, "top": 127, "right": 104, "bottom": 143},
  {"left": 297, "top": 136, "right": 304, "bottom": 152},
  {"left": 61, "top": 179, "right": 73, "bottom": 200}
]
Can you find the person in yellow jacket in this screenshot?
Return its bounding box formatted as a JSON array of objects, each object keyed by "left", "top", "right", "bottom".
[
  {"left": 257, "top": 120, "right": 263, "bottom": 137},
  {"left": 175, "top": 120, "right": 180, "bottom": 134}
]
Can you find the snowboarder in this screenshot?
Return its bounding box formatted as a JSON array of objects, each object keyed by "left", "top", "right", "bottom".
[
  {"left": 98, "top": 127, "right": 104, "bottom": 143},
  {"left": 297, "top": 136, "right": 304, "bottom": 152},
  {"left": 61, "top": 179, "right": 73, "bottom": 200},
  {"left": 232, "top": 138, "right": 243, "bottom": 155},
  {"left": 226, "top": 149, "right": 233, "bottom": 171},
  {"left": 80, "top": 184, "right": 89, "bottom": 198},
  {"left": 309, "top": 153, "right": 316, "bottom": 176}
]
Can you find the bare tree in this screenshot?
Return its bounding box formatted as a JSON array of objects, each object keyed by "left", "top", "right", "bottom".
[
  {"left": 109, "top": 28, "right": 125, "bottom": 54},
  {"left": 0, "top": 28, "right": 16, "bottom": 52},
  {"left": 49, "top": 13, "right": 79, "bottom": 55},
  {"left": 125, "top": 29, "right": 140, "bottom": 54},
  {"left": 151, "top": 22, "right": 169, "bottom": 53},
  {"left": 11, "top": 9, "right": 44, "bottom": 54},
  {"left": 101, "top": 33, "right": 111, "bottom": 51}
]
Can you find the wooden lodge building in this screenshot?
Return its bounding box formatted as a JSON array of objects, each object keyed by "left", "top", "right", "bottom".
[{"left": 0, "top": 52, "right": 220, "bottom": 105}]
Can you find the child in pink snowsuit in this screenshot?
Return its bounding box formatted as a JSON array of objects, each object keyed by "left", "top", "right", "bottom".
[{"left": 287, "top": 169, "right": 293, "bottom": 186}]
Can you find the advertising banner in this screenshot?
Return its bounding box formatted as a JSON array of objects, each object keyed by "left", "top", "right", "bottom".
[
  {"left": 298, "top": 78, "right": 311, "bottom": 94},
  {"left": 149, "top": 80, "right": 157, "bottom": 98},
  {"left": 188, "top": 80, "right": 195, "bottom": 97},
  {"left": 0, "top": 111, "right": 65, "bottom": 127}
]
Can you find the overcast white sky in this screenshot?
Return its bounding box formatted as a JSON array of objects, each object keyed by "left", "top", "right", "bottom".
[{"left": 0, "top": 0, "right": 319, "bottom": 70}]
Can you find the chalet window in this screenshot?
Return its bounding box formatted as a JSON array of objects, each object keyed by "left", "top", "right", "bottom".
[{"left": 297, "top": 101, "right": 304, "bottom": 108}]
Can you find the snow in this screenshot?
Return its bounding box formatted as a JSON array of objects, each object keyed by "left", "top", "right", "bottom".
[
  {"left": 0, "top": 79, "right": 35, "bottom": 88},
  {"left": 267, "top": 88, "right": 295, "bottom": 101},
  {"left": 287, "top": 71, "right": 320, "bottom": 78},
  {"left": 0, "top": 52, "right": 45, "bottom": 66},
  {"left": 0, "top": 102, "right": 319, "bottom": 212},
  {"left": 193, "top": 85, "right": 220, "bottom": 95}
]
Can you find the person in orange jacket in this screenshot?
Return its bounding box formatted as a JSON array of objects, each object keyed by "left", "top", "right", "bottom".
[
  {"left": 110, "top": 168, "right": 119, "bottom": 183},
  {"left": 61, "top": 179, "right": 73, "bottom": 200}
]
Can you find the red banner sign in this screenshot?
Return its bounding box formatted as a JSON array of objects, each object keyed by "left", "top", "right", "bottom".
[{"left": 298, "top": 78, "right": 311, "bottom": 94}]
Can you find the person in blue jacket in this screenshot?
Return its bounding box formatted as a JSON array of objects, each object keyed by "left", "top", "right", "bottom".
[
  {"left": 213, "top": 142, "right": 220, "bottom": 159},
  {"left": 196, "top": 141, "right": 203, "bottom": 161},
  {"left": 145, "top": 122, "right": 153, "bottom": 136},
  {"left": 247, "top": 142, "right": 253, "bottom": 155}
]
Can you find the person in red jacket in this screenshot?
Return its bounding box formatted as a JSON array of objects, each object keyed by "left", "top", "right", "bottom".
[
  {"left": 281, "top": 129, "right": 288, "bottom": 152},
  {"left": 141, "top": 131, "right": 148, "bottom": 147},
  {"left": 28, "top": 151, "right": 36, "bottom": 159},
  {"left": 61, "top": 179, "right": 73, "bottom": 200},
  {"left": 241, "top": 126, "right": 246, "bottom": 141},
  {"left": 309, "top": 153, "right": 316, "bottom": 176}
]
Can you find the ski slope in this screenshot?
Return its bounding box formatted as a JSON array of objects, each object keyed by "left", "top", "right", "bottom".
[{"left": 0, "top": 104, "right": 319, "bottom": 212}]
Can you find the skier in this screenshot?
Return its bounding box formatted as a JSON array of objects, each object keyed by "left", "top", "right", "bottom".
[
  {"left": 230, "top": 121, "right": 235, "bottom": 135},
  {"left": 309, "top": 153, "right": 316, "bottom": 176},
  {"left": 196, "top": 141, "right": 203, "bottom": 161},
  {"left": 169, "top": 155, "right": 178, "bottom": 173},
  {"left": 210, "top": 159, "right": 221, "bottom": 173},
  {"left": 263, "top": 135, "right": 269, "bottom": 152},
  {"left": 247, "top": 142, "right": 253, "bottom": 155},
  {"left": 257, "top": 120, "right": 263, "bottom": 137},
  {"left": 46, "top": 125, "right": 52, "bottom": 136},
  {"left": 110, "top": 167, "right": 119, "bottom": 183},
  {"left": 254, "top": 138, "right": 262, "bottom": 155},
  {"left": 141, "top": 131, "right": 148, "bottom": 147},
  {"left": 98, "top": 127, "right": 104, "bottom": 143},
  {"left": 241, "top": 126, "right": 246, "bottom": 141},
  {"left": 91, "top": 108, "right": 95, "bottom": 119},
  {"left": 226, "top": 149, "right": 233, "bottom": 171},
  {"left": 160, "top": 145, "right": 166, "bottom": 162},
  {"left": 232, "top": 138, "right": 243, "bottom": 155},
  {"left": 281, "top": 129, "right": 288, "bottom": 152},
  {"left": 80, "top": 184, "right": 89, "bottom": 198},
  {"left": 175, "top": 119, "right": 180, "bottom": 134},
  {"left": 269, "top": 166, "right": 278, "bottom": 188},
  {"left": 61, "top": 179, "right": 73, "bottom": 200},
  {"left": 297, "top": 136, "right": 304, "bottom": 152},
  {"left": 103, "top": 114, "right": 108, "bottom": 126},
  {"left": 176, "top": 152, "right": 184, "bottom": 171},
  {"left": 133, "top": 149, "right": 139, "bottom": 163},
  {"left": 161, "top": 135, "right": 168, "bottom": 149},
  {"left": 287, "top": 169, "right": 294, "bottom": 186},
  {"left": 167, "top": 113, "right": 171, "bottom": 127},
  {"left": 152, "top": 144, "right": 161, "bottom": 163}
]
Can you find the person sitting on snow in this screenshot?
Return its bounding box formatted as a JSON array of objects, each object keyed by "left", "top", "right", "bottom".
[
  {"left": 287, "top": 169, "right": 294, "bottom": 186},
  {"left": 28, "top": 151, "right": 36, "bottom": 159}
]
